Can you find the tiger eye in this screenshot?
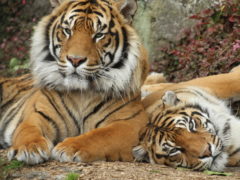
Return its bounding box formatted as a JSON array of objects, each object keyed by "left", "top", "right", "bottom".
[
  {"left": 95, "top": 33, "right": 104, "bottom": 39},
  {"left": 64, "top": 28, "right": 71, "bottom": 35}
]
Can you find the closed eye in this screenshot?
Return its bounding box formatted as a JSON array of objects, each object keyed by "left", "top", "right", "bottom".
[{"left": 169, "top": 148, "right": 182, "bottom": 156}]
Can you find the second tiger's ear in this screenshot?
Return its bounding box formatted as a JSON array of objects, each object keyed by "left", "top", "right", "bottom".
[
  {"left": 116, "top": 0, "right": 138, "bottom": 24},
  {"left": 162, "top": 91, "right": 178, "bottom": 106},
  {"left": 49, "top": 0, "right": 66, "bottom": 8}
]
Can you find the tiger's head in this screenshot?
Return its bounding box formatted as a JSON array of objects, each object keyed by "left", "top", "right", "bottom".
[
  {"left": 30, "top": 0, "right": 148, "bottom": 96},
  {"left": 133, "top": 91, "right": 229, "bottom": 171}
]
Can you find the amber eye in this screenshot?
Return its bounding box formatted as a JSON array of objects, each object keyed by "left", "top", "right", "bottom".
[{"left": 94, "top": 33, "right": 104, "bottom": 41}]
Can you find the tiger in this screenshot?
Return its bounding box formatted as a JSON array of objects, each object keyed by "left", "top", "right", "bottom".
[
  {"left": 133, "top": 68, "right": 240, "bottom": 171},
  {"left": 0, "top": 74, "right": 33, "bottom": 117},
  {"left": 0, "top": 0, "right": 149, "bottom": 165}
]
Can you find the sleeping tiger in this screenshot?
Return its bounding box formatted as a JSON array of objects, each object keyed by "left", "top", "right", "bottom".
[
  {"left": 0, "top": 0, "right": 149, "bottom": 164},
  {"left": 133, "top": 68, "right": 240, "bottom": 171}
]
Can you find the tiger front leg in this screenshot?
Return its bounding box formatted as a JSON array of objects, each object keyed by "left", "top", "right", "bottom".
[
  {"left": 52, "top": 121, "right": 143, "bottom": 163},
  {"left": 8, "top": 113, "right": 54, "bottom": 164}
]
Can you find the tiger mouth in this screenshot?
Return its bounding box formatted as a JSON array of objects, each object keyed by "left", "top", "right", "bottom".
[{"left": 208, "top": 151, "right": 228, "bottom": 171}]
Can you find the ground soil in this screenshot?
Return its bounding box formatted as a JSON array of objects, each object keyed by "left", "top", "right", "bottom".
[{"left": 1, "top": 149, "right": 240, "bottom": 180}]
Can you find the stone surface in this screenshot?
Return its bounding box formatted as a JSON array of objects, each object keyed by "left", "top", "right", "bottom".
[{"left": 133, "top": 0, "right": 222, "bottom": 61}]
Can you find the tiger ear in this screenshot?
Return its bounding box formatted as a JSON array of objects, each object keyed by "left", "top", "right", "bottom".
[
  {"left": 116, "top": 0, "right": 138, "bottom": 24},
  {"left": 162, "top": 91, "right": 178, "bottom": 106},
  {"left": 49, "top": 0, "right": 66, "bottom": 8}
]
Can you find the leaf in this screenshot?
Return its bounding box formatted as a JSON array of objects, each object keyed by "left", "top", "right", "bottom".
[
  {"left": 203, "top": 170, "right": 233, "bottom": 176},
  {"left": 65, "top": 173, "right": 79, "bottom": 180},
  {"left": 9, "top": 57, "right": 20, "bottom": 68},
  {"left": 4, "top": 160, "right": 24, "bottom": 170},
  {"left": 177, "top": 167, "right": 189, "bottom": 171}
]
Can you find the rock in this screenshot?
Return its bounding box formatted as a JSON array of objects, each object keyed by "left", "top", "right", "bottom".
[{"left": 133, "top": 0, "right": 222, "bottom": 62}]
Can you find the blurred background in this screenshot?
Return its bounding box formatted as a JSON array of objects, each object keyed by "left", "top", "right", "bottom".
[{"left": 0, "top": 0, "right": 239, "bottom": 81}]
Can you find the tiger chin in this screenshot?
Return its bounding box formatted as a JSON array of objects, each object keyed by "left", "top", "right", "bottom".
[
  {"left": 133, "top": 69, "right": 240, "bottom": 171},
  {"left": 0, "top": 0, "right": 149, "bottom": 165}
]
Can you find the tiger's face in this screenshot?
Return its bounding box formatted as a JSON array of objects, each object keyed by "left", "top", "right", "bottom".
[
  {"left": 133, "top": 91, "right": 228, "bottom": 171},
  {"left": 31, "top": 0, "right": 147, "bottom": 95}
]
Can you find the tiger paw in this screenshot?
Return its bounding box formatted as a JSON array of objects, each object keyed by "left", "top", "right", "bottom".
[
  {"left": 8, "top": 137, "right": 53, "bottom": 165},
  {"left": 51, "top": 137, "right": 93, "bottom": 163}
]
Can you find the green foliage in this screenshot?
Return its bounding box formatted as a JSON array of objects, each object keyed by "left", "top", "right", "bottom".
[
  {"left": 0, "top": 1, "right": 38, "bottom": 76},
  {"left": 65, "top": 172, "right": 79, "bottom": 180},
  {"left": 0, "top": 158, "right": 24, "bottom": 179},
  {"left": 204, "top": 170, "right": 233, "bottom": 176},
  {"left": 9, "top": 57, "right": 29, "bottom": 71},
  {"left": 152, "top": 0, "right": 240, "bottom": 82},
  {"left": 3, "top": 160, "right": 24, "bottom": 170}
]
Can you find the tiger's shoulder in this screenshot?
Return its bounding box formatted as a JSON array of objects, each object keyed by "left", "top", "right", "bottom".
[{"left": 0, "top": 74, "right": 34, "bottom": 115}]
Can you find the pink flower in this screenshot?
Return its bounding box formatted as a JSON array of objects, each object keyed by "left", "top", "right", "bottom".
[
  {"left": 233, "top": 40, "right": 240, "bottom": 52},
  {"left": 22, "top": 0, "right": 26, "bottom": 5}
]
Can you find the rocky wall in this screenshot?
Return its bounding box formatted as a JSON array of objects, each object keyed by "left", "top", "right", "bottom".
[{"left": 133, "top": 0, "right": 222, "bottom": 62}]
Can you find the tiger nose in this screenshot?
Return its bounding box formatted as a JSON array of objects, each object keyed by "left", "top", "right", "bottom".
[{"left": 67, "top": 55, "right": 87, "bottom": 67}]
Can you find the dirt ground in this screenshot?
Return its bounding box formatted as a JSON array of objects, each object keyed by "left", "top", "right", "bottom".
[{"left": 1, "top": 149, "right": 240, "bottom": 180}]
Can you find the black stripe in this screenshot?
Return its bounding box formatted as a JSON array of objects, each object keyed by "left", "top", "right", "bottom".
[
  {"left": 111, "top": 27, "right": 129, "bottom": 69},
  {"left": 44, "top": 52, "right": 56, "bottom": 61},
  {"left": 103, "top": 38, "right": 111, "bottom": 48},
  {"left": 51, "top": 23, "right": 58, "bottom": 58},
  {"left": 159, "top": 116, "right": 173, "bottom": 128},
  {"left": 191, "top": 111, "right": 205, "bottom": 117},
  {"left": 35, "top": 107, "right": 60, "bottom": 145},
  {"left": 57, "top": 92, "right": 81, "bottom": 134},
  {"left": 0, "top": 75, "right": 33, "bottom": 111},
  {"left": 99, "top": 3, "right": 107, "bottom": 12},
  {"left": 229, "top": 147, "right": 240, "bottom": 156},
  {"left": 73, "top": 9, "right": 88, "bottom": 13},
  {"left": 157, "top": 131, "right": 162, "bottom": 145},
  {"left": 162, "top": 117, "right": 176, "bottom": 128},
  {"left": 41, "top": 90, "right": 69, "bottom": 135},
  {"left": 194, "top": 162, "right": 205, "bottom": 170},
  {"left": 152, "top": 113, "right": 163, "bottom": 125},
  {"left": 82, "top": 96, "right": 112, "bottom": 125},
  {"left": 93, "top": 11, "right": 103, "bottom": 17},
  {"left": 43, "top": 16, "right": 57, "bottom": 62},
  {"left": 111, "top": 109, "right": 143, "bottom": 123},
  {"left": 0, "top": 85, "right": 33, "bottom": 111},
  {"left": 179, "top": 112, "right": 188, "bottom": 116},
  {"left": 155, "top": 153, "right": 168, "bottom": 159},
  {"left": 95, "top": 95, "right": 140, "bottom": 128},
  {"left": 60, "top": 12, "right": 66, "bottom": 24},
  {"left": 72, "top": 1, "right": 89, "bottom": 8},
  {"left": 69, "top": 14, "right": 78, "bottom": 20},
  {"left": 0, "top": 93, "right": 31, "bottom": 141},
  {"left": 89, "top": 0, "right": 98, "bottom": 4}
]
